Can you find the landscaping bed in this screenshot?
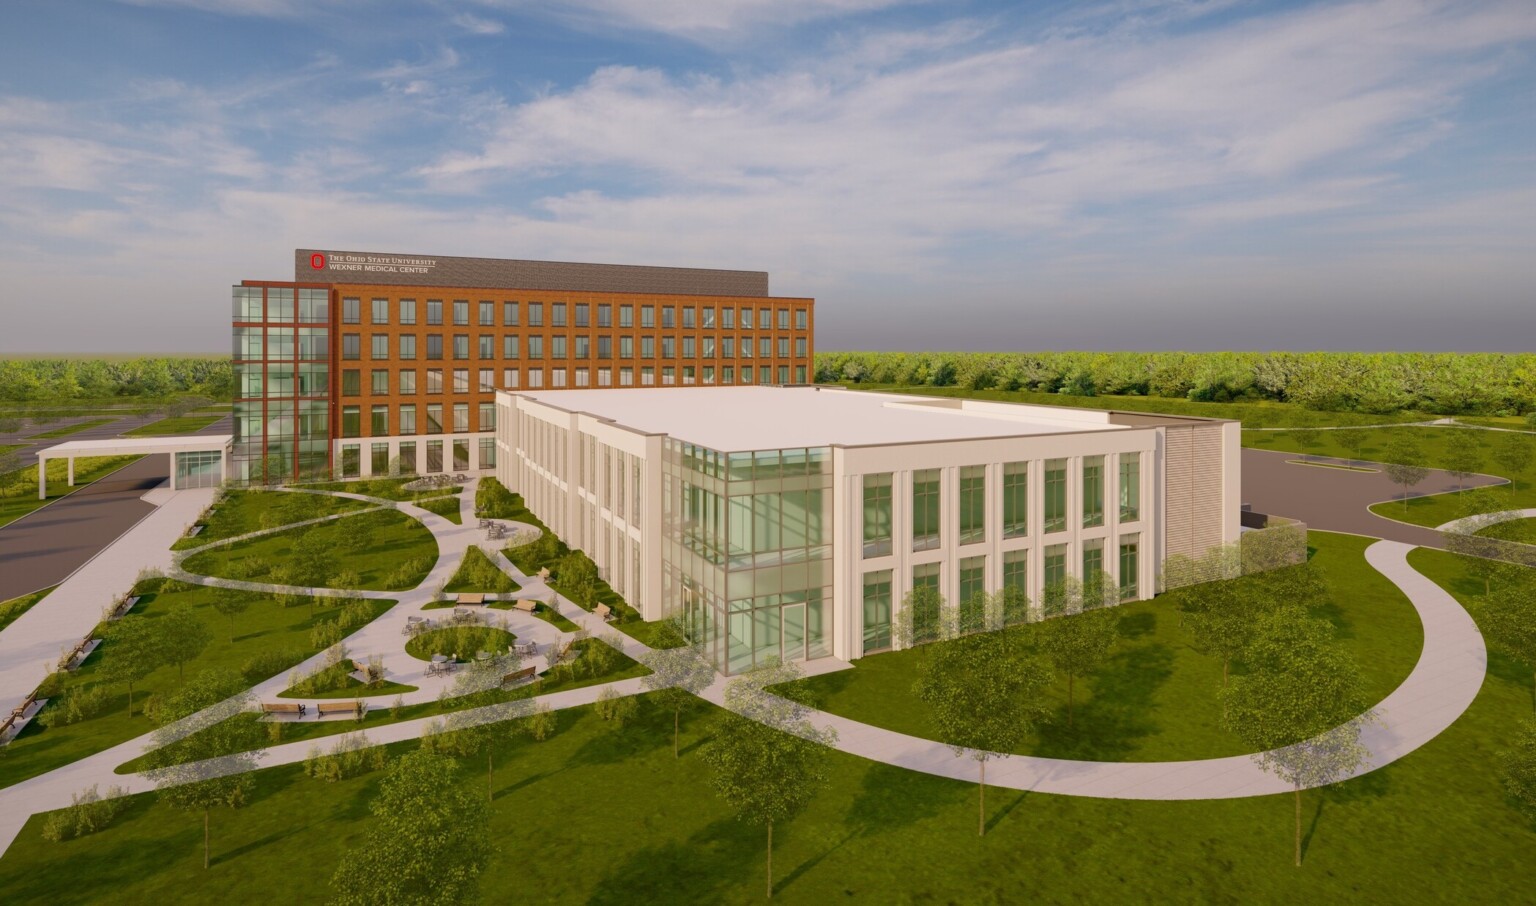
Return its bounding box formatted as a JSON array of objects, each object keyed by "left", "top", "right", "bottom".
[{"left": 180, "top": 509, "right": 437, "bottom": 591}]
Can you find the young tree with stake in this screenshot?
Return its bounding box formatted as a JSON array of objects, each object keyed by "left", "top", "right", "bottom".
[
  {"left": 158, "top": 604, "right": 211, "bottom": 683},
  {"left": 1038, "top": 575, "right": 1119, "bottom": 728},
  {"left": 1382, "top": 436, "right": 1430, "bottom": 509},
  {"left": 640, "top": 641, "right": 717, "bottom": 758},
  {"left": 1493, "top": 432, "right": 1532, "bottom": 496},
  {"left": 209, "top": 586, "right": 251, "bottom": 644}
]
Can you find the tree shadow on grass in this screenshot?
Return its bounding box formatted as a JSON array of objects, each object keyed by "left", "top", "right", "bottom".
[
  {"left": 566, "top": 712, "right": 670, "bottom": 769},
  {"left": 1117, "top": 611, "right": 1156, "bottom": 641},
  {"left": 984, "top": 789, "right": 1032, "bottom": 834},
  {"left": 1031, "top": 643, "right": 1176, "bottom": 760},
  {"left": 844, "top": 761, "right": 962, "bottom": 838},
  {"left": 586, "top": 817, "right": 762, "bottom": 906}
]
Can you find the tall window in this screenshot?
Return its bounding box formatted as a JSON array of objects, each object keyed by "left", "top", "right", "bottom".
[
  {"left": 574, "top": 303, "right": 589, "bottom": 327},
  {"left": 479, "top": 301, "right": 494, "bottom": 326},
  {"left": 959, "top": 465, "right": 985, "bottom": 545},
  {"left": 551, "top": 303, "right": 566, "bottom": 327},
  {"left": 399, "top": 335, "right": 416, "bottom": 360},
  {"left": 342, "top": 297, "right": 360, "bottom": 324},
  {"left": 1044, "top": 544, "right": 1067, "bottom": 595},
  {"left": 1003, "top": 550, "right": 1027, "bottom": 593},
  {"left": 371, "top": 334, "right": 388, "bottom": 360},
  {"left": 1083, "top": 455, "right": 1105, "bottom": 528},
  {"left": 399, "top": 404, "right": 416, "bottom": 435},
  {"left": 1003, "top": 461, "right": 1027, "bottom": 538},
  {"left": 1119, "top": 535, "right": 1140, "bottom": 600},
  {"left": 1082, "top": 539, "right": 1104, "bottom": 587},
  {"left": 453, "top": 300, "right": 469, "bottom": 326},
  {"left": 1044, "top": 458, "right": 1067, "bottom": 534},
  {"left": 912, "top": 469, "right": 940, "bottom": 551},
  {"left": 862, "top": 473, "right": 893, "bottom": 558},
  {"left": 371, "top": 298, "right": 388, "bottom": 324},
  {"left": 527, "top": 302, "right": 543, "bottom": 327},
  {"left": 342, "top": 334, "right": 360, "bottom": 360},
  {"left": 399, "top": 299, "right": 416, "bottom": 325},
  {"left": 959, "top": 556, "right": 986, "bottom": 607},
  {"left": 341, "top": 405, "right": 360, "bottom": 438},
  {"left": 399, "top": 369, "right": 416, "bottom": 394},
  {"left": 426, "top": 335, "right": 443, "bottom": 360},
  {"left": 619, "top": 305, "right": 633, "bottom": 327},
  {"left": 371, "top": 369, "right": 388, "bottom": 395},
  {"left": 1120, "top": 453, "right": 1141, "bottom": 522},
  {"left": 502, "top": 301, "right": 518, "bottom": 326},
  {"left": 863, "top": 570, "right": 893, "bottom": 653},
  {"left": 370, "top": 404, "right": 388, "bottom": 435},
  {"left": 426, "top": 299, "right": 443, "bottom": 325}
]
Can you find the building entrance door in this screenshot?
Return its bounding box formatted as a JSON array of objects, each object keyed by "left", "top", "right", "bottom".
[{"left": 781, "top": 603, "right": 807, "bottom": 662}]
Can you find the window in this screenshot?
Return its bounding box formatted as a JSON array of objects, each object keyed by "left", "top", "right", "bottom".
[
  {"left": 1083, "top": 539, "right": 1105, "bottom": 589},
  {"left": 777, "top": 365, "right": 788, "bottom": 384},
  {"left": 479, "top": 402, "right": 495, "bottom": 430},
  {"left": 778, "top": 338, "right": 789, "bottom": 358},
  {"left": 681, "top": 337, "right": 695, "bottom": 359},
  {"left": 722, "top": 365, "right": 734, "bottom": 384},
  {"left": 598, "top": 367, "right": 612, "bottom": 386},
  {"left": 365, "top": 298, "right": 386, "bottom": 325},
  {"left": 862, "top": 570, "right": 893, "bottom": 653},
  {"left": 597, "top": 304, "right": 611, "bottom": 327},
  {"left": 453, "top": 369, "right": 469, "bottom": 393},
  {"left": 502, "top": 368, "right": 519, "bottom": 388},
  {"left": 527, "top": 302, "right": 543, "bottom": 327},
  {"left": 620, "top": 366, "right": 633, "bottom": 386},
  {"left": 478, "top": 369, "right": 493, "bottom": 392},
  {"left": 400, "top": 404, "right": 417, "bottom": 435},
  {"left": 342, "top": 334, "right": 360, "bottom": 360},
  {"left": 1044, "top": 458, "right": 1067, "bottom": 534},
  {"left": 1120, "top": 535, "right": 1140, "bottom": 599},
  {"left": 796, "top": 337, "right": 808, "bottom": 357},
  {"left": 597, "top": 336, "right": 612, "bottom": 359},
  {"left": 371, "top": 369, "right": 388, "bottom": 395},
  {"left": 681, "top": 307, "right": 695, "bottom": 329},
  {"left": 400, "top": 299, "right": 417, "bottom": 325},
  {"left": 574, "top": 303, "right": 589, "bottom": 327},
  {"left": 453, "top": 300, "right": 469, "bottom": 326},
  {"left": 740, "top": 307, "right": 753, "bottom": 329},
  {"left": 640, "top": 305, "right": 654, "bottom": 328},
  {"left": 479, "top": 437, "right": 496, "bottom": 468},
  {"left": 1003, "top": 461, "right": 1028, "bottom": 538},
  {"left": 478, "top": 335, "right": 494, "bottom": 359},
  {"left": 551, "top": 303, "right": 566, "bottom": 327},
  {"left": 453, "top": 335, "right": 468, "bottom": 360},
  {"left": 552, "top": 368, "right": 567, "bottom": 388},
  {"left": 399, "top": 334, "right": 417, "bottom": 360},
  {"left": 574, "top": 336, "right": 589, "bottom": 359},
  {"left": 372, "top": 442, "right": 389, "bottom": 476},
  {"left": 479, "top": 301, "right": 494, "bottom": 326},
  {"left": 297, "top": 288, "right": 327, "bottom": 322},
  {"left": 527, "top": 369, "right": 544, "bottom": 388},
  {"left": 1044, "top": 544, "right": 1067, "bottom": 597},
  {"left": 399, "top": 369, "right": 416, "bottom": 394},
  {"left": 551, "top": 337, "right": 567, "bottom": 359},
  {"left": 1120, "top": 453, "right": 1141, "bottom": 522},
  {"left": 863, "top": 473, "right": 892, "bottom": 558},
  {"left": 504, "top": 336, "right": 520, "bottom": 359},
  {"left": 528, "top": 336, "right": 543, "bottom": 359},
  {"left": 759, "top": 308, "right": 772, "bottom": 329},
  {"left": 701, "top": 307, "right": 715, "bottom": 328},
  {"left": 426, "top": 440, "right": 443, "bottom": 473},
  {"left": 661, "top": 366, "right": 674, "bottom": 385},
  {"left": 759, "top": 337, "right": 772, "bottom": 357},
  {"left": 959, "top": 556, "right": 987, "bottom": 610},
  {"left": 575, "top": 367, "right": 590, "bottom": 387},
  {"left": 620, "top": 337, "right": 633, "bottom": 359},
  {"left": 741, "top": 337, "right": 753, "bottom": 358},
  {"left": 661, "top": 306, "right": 675, "bottom": 328},
  {"left": 371, "top": 334, "right": 388, "bottom": 360},
  {"left": 426, "top": 404, "right": 443, "bottom": 434},
  {"left": 426, "top": 299, "right": 443, "bottom": 325},
  {"left": 398, "top": 441, "right": 416, "bottom": 474},
  {"left": 426, "top": 334, "right": 443, "bottom": 360},
  {"left": 453, "top": 403, "right": 469, "bottom": 433},
  {"left": 778, "top": 308, "right": 789, "bottom": 329},
  {"left": 341, "top": 405, "right": 361, "bottom": 437},
  {"left": 342, "top": 297, "right": 360, "bottom": 324},
  {"left": 298, "top": 327, "right": 327, "bottom": 360},
  {"left": 341, "top": 444, "right": 360, "bottom": 478},
  {"left": 341, "top": 370, "right": 361, "bottom": 396},
  {"left": 661, "top": 337, "right": 675, "bottom": 358},
  {"left": 641, "top": 366, "right": 654, "bottom": 385},
  {"left": 912, "top": 468, "right": 940, "bottom": 551},
  {"left": 959, "top": 465, "right": 986, "bottom": 545},
  {"left": 502, "top": 301, "right": 518, "bottom": 326},
  {"left": 426, "top": 369, "right": 443, "bottom": 394},
  {"left": 721, "top": 308, "right": 735, "bottom": 329},
  {"left": 721, "top": 337, "right": 735, "bottom": 358},
  {"left": 796, "top": 309, "right": 808, "bottom": 330},
  {"left": 1083, "top": 455, "right": 1105, "bottom": 528},
  {"left": 371, "top": 405, "right": 388, "bottom": 435},
  {"left": 640, "top": 337, "right": 654, "bottom": 359},
  {"left": 1002, "top": 551, "right": 1029, "bottom": 625},
  {"left": 702, "top": 337, "right": 715, "bottom": 359},
  {"left": 619, "top": 304, "right": 634, "bottom": 328}
]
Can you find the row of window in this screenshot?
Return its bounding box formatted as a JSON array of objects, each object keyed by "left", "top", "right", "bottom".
[
  {"left": 340, "top": 401, "right": 497, "bottom": 438},
  {"left": 501, "top": 364, "right": 805, "bottom": 389},
  {"left": 860, "top": 537, "right": 1140, "bottom": 651},
  {"left": 862, "top": 455, "right": 1141, "bottom": 558},
  {"left": 337, "top": 297, "right": 810, "bottom": 331},
  {"left": 232, "top": 286, "right": 330, "bottom": 323},
  {"left": 337, "top": 362, "right": 809, "bottom": 399},
  {"left": 336, "top": 437, "right": 495, "bottom": 479},
  {"left": 339, "top": 332, "right": 808, "bottom": 362}
]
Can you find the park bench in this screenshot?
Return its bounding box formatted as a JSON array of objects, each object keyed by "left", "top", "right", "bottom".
[
  {"left": 514, "top": 599, "right": 538, "bottom": 613},
  {"left": 594, "top": 603, "right": 617, "bottom": 623},
  {"left": 502, "top": 666, "right": 536, "bottom": 686},
  {"left": 317, "top": 701, "right": 362, "bottom": 718},
  {"left": 260, "top": 702, "right": 304, "bottom": 718}
]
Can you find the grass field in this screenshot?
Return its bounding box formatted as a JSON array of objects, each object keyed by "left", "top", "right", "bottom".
[
  {"left": 444, "top": 546, "right": 520, "bottom": 594},
  {"left": 0, "top": 580, "right": 393, "bottom": 792},
  {"left": 416, "top": 494, "right": 463, "bottom": 524},
  {"left": 302, "top": 477, "right": 462, "bottom": 502},
  {"left": 0, "top": 455, "right": 141, "bottom": 528},
  {"left": 180, "top": 509, "right": 438, "bottom": 591},
  {"left": 124, "top": 414, "right": 223, "bottom": 436},
  {"left": 1478, "top": 517, "right": 1536, "bottom": 545},
  {"left": 171, "top": 490, "right": 375, "bottom": 551},
  {"left": 24, "top": 418, "right": 114, "bottom": 439},
  {"left": 794, "top": 532, "right": 1421, "bottom": 761},
  {"left": 0, "top": 586, "right": 54, "bottom": 633}
]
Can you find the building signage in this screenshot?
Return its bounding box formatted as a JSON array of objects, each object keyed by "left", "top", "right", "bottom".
[{"left": 313, "top": 252, "right": 438, "bottom": 275}]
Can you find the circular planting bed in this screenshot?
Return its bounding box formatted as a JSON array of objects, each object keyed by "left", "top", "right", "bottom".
[{"left": 405, "top": 626, "right": 516, "bottom": 662}]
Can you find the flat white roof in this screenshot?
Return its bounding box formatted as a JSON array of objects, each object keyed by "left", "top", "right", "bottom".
[
  {"left": 507, "top": 387, "right": 1133, "bottom": 451},
  {"left": 37, "top": 435, "right": 232, "bottom": 458}
]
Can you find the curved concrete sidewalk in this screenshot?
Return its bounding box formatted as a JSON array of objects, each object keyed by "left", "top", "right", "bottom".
[
  {"left": 718, "top": 540, "right": 1486, "bottom": 800},
  {"left": 1437, "top": 508, "right": 1536, "bottom": 534}
]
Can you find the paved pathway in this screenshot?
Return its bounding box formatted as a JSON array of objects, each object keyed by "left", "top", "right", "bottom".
[
  {"left": 1437, "top": 508, "right": 1536, "bottom": 534},
  {"left": 1241, "top": 448, "right": 1505, "bottom": 548}
]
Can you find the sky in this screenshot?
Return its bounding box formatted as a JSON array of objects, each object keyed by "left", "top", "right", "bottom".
[{"left": 0, "top": 0, "right": 1532, "bottom": 353}]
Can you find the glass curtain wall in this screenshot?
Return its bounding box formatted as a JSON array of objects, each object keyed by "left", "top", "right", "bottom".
[
  {"left": 232, "top": 285, "right": 330, "bottom": 484},
  {"left": 664, "top": 440, "right": 832, "bottom": 674}
]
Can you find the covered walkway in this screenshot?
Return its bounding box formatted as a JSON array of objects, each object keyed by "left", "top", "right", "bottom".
[{"left": 35, "top": 435, "right": 232, "bottom": 499}]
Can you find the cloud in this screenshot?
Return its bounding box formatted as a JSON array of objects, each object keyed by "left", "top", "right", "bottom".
[
  {"left": 451, "top": 12, "right": 505, "bottom": 35},
  {"left": 476, "top": 0, "right": 923, "bottom": 38}
]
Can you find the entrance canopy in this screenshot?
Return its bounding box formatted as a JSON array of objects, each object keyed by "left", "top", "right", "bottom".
[{"left": 36, "top": 435, "right": 233, "bottom": 498}]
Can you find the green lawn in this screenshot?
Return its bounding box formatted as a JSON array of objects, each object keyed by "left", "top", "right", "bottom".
[
  {"left": 181, "top": 509, "right": 438, "bottom": 591},
  {"left": 0, "top": 586, "right": 53, "bottom": 633},
  {"left": 416, "top": 494, "right": 463, "bottom": 524},
  {"left": 172, "top": 490, "right": 375, "bottom": 550},
  {"left": 9, "top": 581, "right": 1534, "bottom": 906},
  {"left": 0, "top": 580, "right": 393, "bottom": 791},
  {"left": 24, "top": 418, "right": 114, "bottom": 439},
  {"left": 444, "top": 546, "right": 520, "bottom": 594},
  {"left": 123, "top": 414, "right": 223, "bottom": 436},
  {"left": 278, "top": 661, "right": 417, "bottom": 700},
  {"left": 1478, "top": 517, "right": 1536, "bottom": 545},
  {"left": 301, "top": 477, "right": 462, "bottom": 502},
  {"left": 793, "top": 532, "right": 1420, "bottom": 761},
  {"left": 0, "top": 455, "right": 141, "bottom": 528}
]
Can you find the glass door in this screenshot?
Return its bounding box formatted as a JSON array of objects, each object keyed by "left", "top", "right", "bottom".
[{"left": 781, "top": 603, "right": 807, "bottom": 663}]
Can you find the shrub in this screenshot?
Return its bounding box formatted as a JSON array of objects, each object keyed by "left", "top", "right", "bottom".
[
  {"left": 594, "top": 687, "right": 638, "bottom": 730},
  {"left": 524, "top": 703, "right": 556, "bottom": 741},
  {"left": 37, "top": 684, "right": 113, "bottom": 729},
  {"left": 303, "top": 734, "right": 387, "bottom": 783},
  {"left": 241, "top": 648, "right": 304, "bottom": 683},
  {"left": 40, "top": 785, "right": 130, "bottom": 842},
  {"left": 337, "top": 598, "right": 376, "bottom": 632},
  {"left": 310, "top": 620, "right": 346, "bottom": 650}
]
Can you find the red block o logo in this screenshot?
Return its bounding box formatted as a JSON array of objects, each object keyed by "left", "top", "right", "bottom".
[{"left": 311, "top": 253, "right": 327, "bottom": 269}]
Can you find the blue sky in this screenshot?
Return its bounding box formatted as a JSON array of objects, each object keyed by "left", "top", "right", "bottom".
[{"left": 1, "top": 0, "right": 1532, "bottom": 352}]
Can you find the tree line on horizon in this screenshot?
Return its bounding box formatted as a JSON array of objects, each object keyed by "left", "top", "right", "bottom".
[
  {"left": 814, "top": 350, "right": 1536, "bottom": 417},
  {"left": 0, "top": 357, "right": 232, "bottom": 404}
]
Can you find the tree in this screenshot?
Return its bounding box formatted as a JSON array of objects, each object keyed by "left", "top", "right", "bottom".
[
  {"left": 703, "top": 661, "right": 837, "bottom": 899},
  {"left": 1494, "top": 432, "right": 1533, "bottom": 495},
  {"left": 291, "top": 529, "right": 335, "bottom": 588},
  {"left": 1481, "top": 583, "right": 1536, "bottom": 713},
  {"left": 556, "top": 551, "right": 599, "bottom": 610},
  {"left": 1382, "top": 436, "right": 1430, "bottom": 509},
  {"left": 146, "top": 667, "right": 247, "bottom": 728},
  {"left": 330, "top": 750, "right": 491, "bottom": 905},
  {"left": 640, "top": 640, "right": 717, "bottom": 758},
  {"left": 1333, "top": 429, "right": 1366, "bottom": 467},
  {"left": 914, "top": 630, "right": 1052, "bottom": 835},
  {"left": 1291, "top": 427, "right": 1322, "bottom": 462},
  {"left": 209, "top": 587, "right": 251, "bottom": 644},
  {"left": 1221, "top": 610, "right": 1373, "bottom": 867},
  {"left": 335, "top": 515, "right": 369, "bottom": 552},
  {"left": 97, "top": 615, "right": 167, "bottom": 716},
  {"left": 893, "top": 583, "right": 950, "bottom": 651},
  {"left": 421, "top": 652, "right": 520, "bottom": 801},
  {"left": 158, "top": 605, "right": 212, "bottom": 683},
  {"left": 1180, "top": 575, "right": 1263, "bottom": 690},
  {"left": 1443, "top": 429, "right": 1483, "bottom": 496},
  {"left": 1499, "top": 720, "right": 1536, "bottom": 821},
  {"left": 1037, "top": 576, "right": 1120, "bottom": 727},
  {"left": 144, "top": 685, "right": 265, "bottom": 869},
  {"left": 594, "top": 686, "right": 639, "bottom": 729}
]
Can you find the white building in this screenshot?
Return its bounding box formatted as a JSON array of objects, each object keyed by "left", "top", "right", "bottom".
[{"left": 495, "top": 386, "right": 1240, "bottom": 674}]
